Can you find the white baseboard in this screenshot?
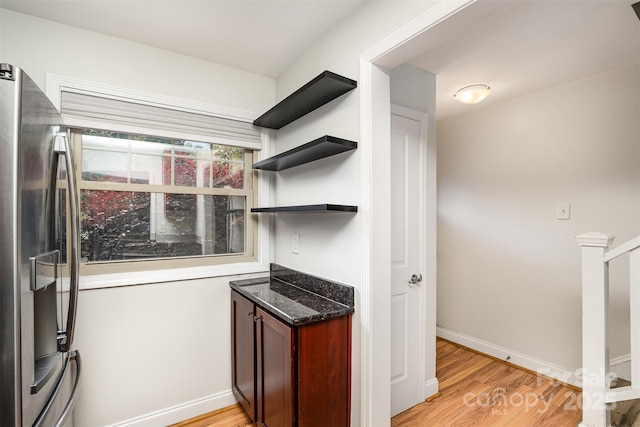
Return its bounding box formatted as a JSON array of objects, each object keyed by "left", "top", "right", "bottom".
[
  {"left": 107, "top": 390, "right": 237, "bottom": 427},
  {"left": 437, "top": 327, "right": 582, "bottom": 389},
  {"left": 425, "top": 377, "right": 439, "bottom": 399}
]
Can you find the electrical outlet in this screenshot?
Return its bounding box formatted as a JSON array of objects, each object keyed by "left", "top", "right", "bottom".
[
  {"left": 292, "top": 233, "right": 300, "bottom": 254},
  {"left": 556, "top": 202, "right": 571, "bottom": 220}
]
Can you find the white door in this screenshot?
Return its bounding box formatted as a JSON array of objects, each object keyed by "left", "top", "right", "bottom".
[{"left": 390, "top": 107, "right": 426, "bottom": 416}]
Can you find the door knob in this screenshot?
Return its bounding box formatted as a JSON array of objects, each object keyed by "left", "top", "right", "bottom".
[{"left": 408, "top": 274, "right": 423, "bottom": 285}]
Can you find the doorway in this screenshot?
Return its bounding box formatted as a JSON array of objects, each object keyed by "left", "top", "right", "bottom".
[
  {"left": 358, "top": 1, "right": 475, "bottom": 424},
  {"left": 390, "top": 105, "right": 428, "bottom": 416}
]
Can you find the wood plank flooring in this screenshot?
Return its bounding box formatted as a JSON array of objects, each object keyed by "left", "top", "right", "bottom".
[
  {"left": 172, "top": 338, "right": 583, "bottom": 427},
  {"left": 169, "top": 404, "right": 254, "bottom": 427},
  {"left": 392, "top": 338, "right": 582, "bottom": 426}
]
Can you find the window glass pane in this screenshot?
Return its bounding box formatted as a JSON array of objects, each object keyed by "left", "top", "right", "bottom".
[
  {"left": 80, "top": 190, "right": 245, "bottom": 262},
  {"left": 201, "top": 163, "right": 211, "bottom": 188},
  {"left": 82, "top": 149, "right": 128, "bottom": 182},
  {"left": 174, "top": 157, "right": 197, "bottom": 187},
  {"left": 180, "top": 141, "right": 212, "bottom": 157},
  {"left": 81, "top": 131, "right": 246, "bottom": 188},
  {"left": 131, "top": 153, "right": 167, "bottom": 185},
  {"left": 212, "top": 161, "right": 244, "bottom": 189},
  {"left": 214, "top": 195, "right": 245, "bottom": 254},
  {"left": 130, "top": 139, "right": 169, "bottom": 155},
  {"left": 212, "top": 145, "right": 245, "bottom": 189},
  {"left": 83, "top": 134, "right": 129, "bottom": 151},
  {"left": 173, "top": 158, "right": 211, "bottom": 188}
]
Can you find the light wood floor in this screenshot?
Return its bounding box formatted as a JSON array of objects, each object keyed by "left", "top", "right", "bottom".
[
  {"left": 171, "top": 338, "right": 583, "bottom": 427},
  {"left": 169, "top": 404, "right": 254, "bottom": 427},
  {"left": 392, "top": 338, "right": 582, "bottom": 426}
]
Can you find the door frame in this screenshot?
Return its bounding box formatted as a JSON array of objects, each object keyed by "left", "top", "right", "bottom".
[{"left": 358, "top": 1, "right": 475, "bottom": 424}]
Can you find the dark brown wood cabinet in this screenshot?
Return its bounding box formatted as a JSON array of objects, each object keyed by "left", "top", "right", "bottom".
[
  {"left": 256, "top": 306, "right": 294, "bottom": 427},
  {"left": 231, "top": 290, "right": 351, "bottom": 427},
  {"left": 231, "top": 290, "right": 257, "bottom": 421}
]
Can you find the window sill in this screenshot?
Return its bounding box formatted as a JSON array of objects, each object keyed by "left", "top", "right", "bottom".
[{"left": 78, "top": 260, "right": 269, "bottom": 290}]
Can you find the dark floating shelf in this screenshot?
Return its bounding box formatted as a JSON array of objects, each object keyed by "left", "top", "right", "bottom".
[
  {"left": 251, "top": 204, "right": 358, "bottom": 214},
  {"left": 253, "top": 136, "right": 357, "bottom": 171},
  {"left": 253, "top": 71, "right": 357, "bottom": 130}
]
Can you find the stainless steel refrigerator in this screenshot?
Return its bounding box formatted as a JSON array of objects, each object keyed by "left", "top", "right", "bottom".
[{"left": 0, "top": 63, "right": 81, "bottom": 426}]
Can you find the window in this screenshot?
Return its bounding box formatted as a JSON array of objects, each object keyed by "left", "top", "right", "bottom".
[
  {"left": 69, "top": 128, "right": 257, "bottom": 275},
  {"left": 47, "top": 75, "right": 266, "bottom": 280}
]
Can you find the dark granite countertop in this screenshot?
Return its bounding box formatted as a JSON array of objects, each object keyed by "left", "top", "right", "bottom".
[{"left": 229, "top": 265, "right": 354, "bottom": 326}]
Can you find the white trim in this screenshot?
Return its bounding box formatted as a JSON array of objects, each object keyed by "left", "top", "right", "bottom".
[
  {"left": 45, "top": 74, "right": 258, "bottom": 123},
  {"left": 437, "top": 327, "right": 583, "bottom": 388},
  {"left": 358, "top": 56, "right": 375, "bottom": 427},
  {"left": 360, "top": 0, "right": 476, "bottom": 65},
  {"left": 425, "top": 377, "right": 439, "bottom": 400},
  {"left": 359, "top": 61, "right": 393, "bottom": 425},
  {"left": 106, "top": 390, "right": 236, "bottom": 427},
  {"left": 605, "top": 236, "right": 640, "bottom": 262},
  {"left": 576, "top": 231, "right": 615, "bottom": 249},
  {"left": 79, "top": 261, "right": 269, "bottom": 290},
  {"left": 359, "top": 1, "right": 477, "bottom": 423}
]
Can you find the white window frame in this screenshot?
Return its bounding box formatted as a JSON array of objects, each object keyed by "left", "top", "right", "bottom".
[{"left": 46, "top": 74, "right": 271, "bottom": 289}]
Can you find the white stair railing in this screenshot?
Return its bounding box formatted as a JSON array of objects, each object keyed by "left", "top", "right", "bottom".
[{"left": 577, "top": 232, "right": 640, "bottom": 427}]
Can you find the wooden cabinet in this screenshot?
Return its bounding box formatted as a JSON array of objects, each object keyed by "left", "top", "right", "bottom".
[
  {"left": 231, "top": 290, "right": 257, "bottom": 421},
  {"left": 231, "top": 290, "right": 351, "bottom": 427},
  {"left": 256, "top": 306, "right": 295, "bottom": 427}
]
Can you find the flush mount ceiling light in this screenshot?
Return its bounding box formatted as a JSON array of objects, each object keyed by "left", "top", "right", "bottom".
[{"left": 454, "top": 84, "right": 492, "bottom": 105}]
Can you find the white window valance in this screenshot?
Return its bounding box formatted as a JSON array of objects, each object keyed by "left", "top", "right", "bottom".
[{"left": 46, "top": 74, "right": 263, "bottom": 150}]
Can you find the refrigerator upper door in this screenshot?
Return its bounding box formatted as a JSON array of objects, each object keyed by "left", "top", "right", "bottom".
[{"left": 0, "top": 64, "right": 79, "bottom": 426}]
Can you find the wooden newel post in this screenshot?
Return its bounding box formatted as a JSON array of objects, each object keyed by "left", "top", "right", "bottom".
[{"left": 576, "top": 232, "right": 615, "bottom": 427}]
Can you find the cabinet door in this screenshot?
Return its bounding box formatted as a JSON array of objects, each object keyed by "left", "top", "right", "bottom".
[
  {"left": 297, "top": 315, "right": 351, "bottom": 426},
  {"left": 256, "top": 307, "right": 294, "bottom": 427},
  {"left": 231, "top": 291, "right": 256, "bottom": 422}
]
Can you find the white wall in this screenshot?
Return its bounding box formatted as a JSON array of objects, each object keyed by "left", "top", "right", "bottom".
[
  {"left": 0, "top": 9, "right": 273, "bottom": 113},
  {"left": 271, "top": 1, "right": 436, "bottom": 284},
  {"left": 72, "top": 275, "right": 266, "bottom": 426},
  {"left": 269, "top": 2, "right": 442, "bottom": 425},
  {"left": 437, "top": 65, "right": 640, "bottom": 374},
  {"left": 1, "top": 9, "right": 274, "bottom": 426}
]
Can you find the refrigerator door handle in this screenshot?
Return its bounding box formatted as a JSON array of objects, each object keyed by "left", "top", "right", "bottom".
[
  {"left": 33, "top": 350, "right": 82, "bottom": 427},
  {"left": 54, "top": 351, "right": 81, "bottom": 427},
  {"left": 54, "top": 133, "right": 80, "bottom": 353}
]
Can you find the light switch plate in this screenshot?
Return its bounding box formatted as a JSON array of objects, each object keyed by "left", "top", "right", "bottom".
[
  {"left": 292, "top": 233, "right": 300, "bottom": 254},
  {"left": 556, "top": 202, "right": 571, "bottom": 220}
]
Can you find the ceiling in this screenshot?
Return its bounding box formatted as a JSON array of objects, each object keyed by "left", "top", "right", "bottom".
[
  {"left": 0, "top": 0, "right": 365, "bottom": 78},
  {"left": 408, "top": 0, "right": 640, "bottom": 119},
  {"left": 2, "top": 0, "right": 639, "bottom": 119}
]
